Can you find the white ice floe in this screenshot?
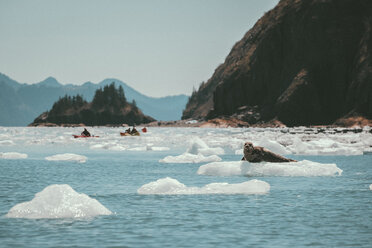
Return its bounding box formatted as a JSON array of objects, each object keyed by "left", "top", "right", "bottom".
[
  {"left": 159, "top": 153, "right": 221, "bottom": 163},
  {"left": 187, "top": 137, "right": 224, "bottom": 156},
  {"left": 0, "top": 152, "right": 28, "bottom": 159},
  {"left": 6, "top": 184, "right": 112, "bottom": 219},
  {"left": 287, "top": 137, "right": 362, "bottom": 155},
  {"left": 128, "top": 145, "right": 170, "bottom": 152},
  {"left": 197, "top": 160, "right": 342, "bottom": 177},
  {"left": 256, "top": 138, "right": 290, "bottom": 155},
  {"left": 45, "top": 153, "right": 87, "bottom": 163},
  {"left": 137, "top": 177, "right": 270, "bottom": 195},
  {"left": 159, "top": 137, "right": 223, "bottom": 163},
  {"left": 151, "top": 146, "right": 170, "bottom": 151},
  {"left": 90, "top": 142, "right": 127, "bottom": 151},
  {"left": 369, "top": 184, "right": 372, "bottom": 190},
  {"left": 0, "top": 140, "right": 15, "bottom": 146}
]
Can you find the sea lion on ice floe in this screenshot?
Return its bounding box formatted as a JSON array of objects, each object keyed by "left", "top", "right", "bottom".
[{"left": 242, "top": 142, "right": 297, "bottom": 163}]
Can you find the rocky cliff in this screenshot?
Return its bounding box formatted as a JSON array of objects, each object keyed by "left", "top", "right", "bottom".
[{"left": 182, "top": 0, "right": 372, "bottom": 126}]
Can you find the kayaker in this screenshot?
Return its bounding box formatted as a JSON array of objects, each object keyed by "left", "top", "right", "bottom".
[
  {"left": 125, "top": 128, "right": 131, "bottom": 134},
  {"left": 131, "top": 127, "right": 138, "bottom": 135},
  {"left": 81, "top": 128, "right": 91, "bottom": 137}
]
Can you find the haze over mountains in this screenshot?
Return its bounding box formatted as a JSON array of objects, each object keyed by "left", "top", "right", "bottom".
[{"left": 0, "top": 73, "right": 188, "bottom": 126}]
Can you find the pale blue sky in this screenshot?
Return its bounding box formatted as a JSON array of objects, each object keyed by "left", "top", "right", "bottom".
[{"left": 0, "top": 0, "right": 278, "bottom": 97}]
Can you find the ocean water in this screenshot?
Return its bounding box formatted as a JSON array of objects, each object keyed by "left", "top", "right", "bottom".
[{"left": 0, "top": 127, "right": 371, "bottom": 247}]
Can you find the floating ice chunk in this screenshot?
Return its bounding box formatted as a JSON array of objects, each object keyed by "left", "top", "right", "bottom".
[
  {"left": 0, "top": 152, "right": 28, "bottom": 159},
  {"left": 370, "top": 184, "right": 372, "bottom": 190},
  {"left": 6, "top": 184, "right": 112, "bottom": 219},
  {"left": 137, "top": 177, "right": 270, "bottom": 195},
  {"left": 363, "top": 149, "right": 372, "bottom": 155},
  {"left": 197, "top": 161, "right": 243, "bottom": 176},
  {"left": 90, "top": 142, "right": 128, "bottom": 151},
  {"left": 45, "top": 153, "right": 87, "bottom": 163},
  {"left": 256, "top": 138, "right": 290, "bottom": 155},
  {"left": 108, "top": 145, "right": 127, "bottom": 151},
  {"left": 151, "top": 146, "right": 170, "bottom": 151},
  {"left": 128, "top": 145, "right": 170, "bottom": 151},
  {"left": 128, "top": 146, "right": 147, "bottom": 151},
  {"left": 198, "top": 160, "right": 342, "bottom": 177},
  {"left": 90, "top": 143, "right": 111, "bottom": 150},
  {"left": 159, "top": 153, "right": 221, "bottom": 163},
  {"left": 187, "top": 137, "right": 224, "bottom": 155},
  {"left": 0, "top": 140, "right": 15, "bottom": 146},
  {"left": 289, "top": 137, "right": 309, "bottom": 154},
  {"left": 287, "top": 137, "right": 362, "bottom": 155}
]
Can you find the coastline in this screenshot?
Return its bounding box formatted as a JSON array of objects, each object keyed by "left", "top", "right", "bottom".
[{"left": 27, "top": 116, "right": 372, "bottom": 133}]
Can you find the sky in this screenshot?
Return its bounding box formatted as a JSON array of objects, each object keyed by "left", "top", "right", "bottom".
[{"left": 0, "top": 0, "right": 278, "bottom": 97}]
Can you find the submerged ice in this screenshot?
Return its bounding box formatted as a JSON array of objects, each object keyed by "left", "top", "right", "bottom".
[
  {"left": 0, "top": 152, "right": 28, "bottom": 159},
  {"left": 45, "top": 153, "right": 87, "bottom": 163},
  {"left": 6, "top": 184, "right": 112, "bottom": 219},
  {"left": 137, "top": 177, "right": 270, "bottom": 195},
  {"left": 197, "top": 160, "right": 342, "bottom": 177}
]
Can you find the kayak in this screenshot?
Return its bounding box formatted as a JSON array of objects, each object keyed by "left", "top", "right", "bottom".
[
  {"left": 72, "top": 135, "right": 99, "bottom": 138},
  {"left": 120, "top": 132, "right": 140, "bottom": 136}
]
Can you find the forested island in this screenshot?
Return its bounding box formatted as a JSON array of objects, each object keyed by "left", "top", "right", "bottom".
[{"left": 29, "top": 82, "right": 155, "bottom": 126}]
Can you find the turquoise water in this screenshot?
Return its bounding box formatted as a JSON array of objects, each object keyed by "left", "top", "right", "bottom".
[{"left": 0, "top": 127, "right": 371, "bottom": 247}]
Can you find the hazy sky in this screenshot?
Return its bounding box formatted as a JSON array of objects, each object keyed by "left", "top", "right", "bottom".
[{"left": 0, "top": 0, "right": 278, "bottom": 97}]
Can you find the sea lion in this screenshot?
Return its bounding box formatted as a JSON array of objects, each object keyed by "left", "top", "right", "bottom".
[{"left": 242, "top": 142, "right": 296, "bottom": 163}]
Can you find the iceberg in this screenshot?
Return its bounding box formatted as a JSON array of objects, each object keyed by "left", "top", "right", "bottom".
[
  {"left": 197, "top": 160, "right": 342, "bottom": 177},
  {"left": 0, "top": 152, "right": 28, "bottom": 159},
  {"left": 6, "top": 184, "right": 112, "bottom": 219},
  {"left": 45, "top": 153, "right": 87, "bottom": 163},
  {"left": 137, "top": 177, "right": 270, "bottom": 195}
]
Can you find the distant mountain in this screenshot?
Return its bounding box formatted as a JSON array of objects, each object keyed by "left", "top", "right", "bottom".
[
  {"left": 0, "top": 73, "right": 188, "bottom": 126},
  {"left": 182, "top": 0, "right": 372, "bottom": 126},
  {"left": 35, "top": 77, "right": 62, "bottom": 88},
  {"left": 30, "top": 82, "right": 155, "bottom": 126}
]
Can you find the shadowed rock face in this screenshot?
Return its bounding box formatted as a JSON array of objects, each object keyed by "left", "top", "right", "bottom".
[
  {"left": 242, "top": 142, "right": 296, "bottom": 163},
  {"left": 182, "top": 0, "right": 372, "bottom": 126}
]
